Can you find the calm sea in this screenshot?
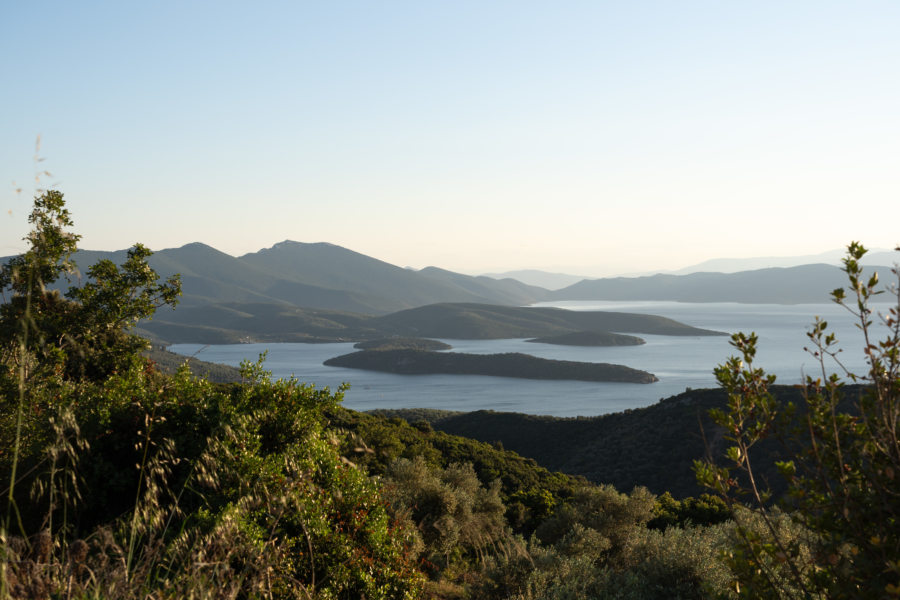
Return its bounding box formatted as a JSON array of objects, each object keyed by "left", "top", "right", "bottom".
[{"left": 168, "top": 301, "right": 892, "bottom": 417}]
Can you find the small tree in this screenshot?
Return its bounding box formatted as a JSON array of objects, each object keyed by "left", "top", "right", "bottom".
[
  {"left": 0, "top": 190, "right": 181, "bottom": 382},
  {"left": 695, "top": 242, "right": 900, "bottom": 598},
  {"left": 0, "top": 190, "right": 80, "bottom": 300}
]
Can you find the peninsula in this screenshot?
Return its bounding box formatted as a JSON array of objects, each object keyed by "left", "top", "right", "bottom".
[{"left": 526, "top": 331, "right": 645, "bottom": 346}]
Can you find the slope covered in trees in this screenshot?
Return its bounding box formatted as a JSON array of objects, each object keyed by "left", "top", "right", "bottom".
[{"left": 376, "top": 386, "right": 808, "bottom": 499}]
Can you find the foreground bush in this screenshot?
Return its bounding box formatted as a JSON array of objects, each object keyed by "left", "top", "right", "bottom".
[
  {"left": 1, "top": 360, "right": 425, "bottom": 599},
  {"left": 478, "top": 485, "right": 736, "bottom": 599},
  {"left": 1, "top": 191, "right": 423, "bottom": 599}
]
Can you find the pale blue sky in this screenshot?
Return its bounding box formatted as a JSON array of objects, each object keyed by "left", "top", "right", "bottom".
[{"left": 2, "top": 1, "right": 898, "bottom": 275}]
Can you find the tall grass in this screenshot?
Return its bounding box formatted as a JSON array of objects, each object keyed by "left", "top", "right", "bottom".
[{"left": 1, "top": 413, "right": 314, "bottom": 599}]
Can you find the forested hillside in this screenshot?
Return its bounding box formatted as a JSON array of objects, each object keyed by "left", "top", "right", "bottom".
[{"left": 375, "top": 385, "right": 815, "bottom": 499}]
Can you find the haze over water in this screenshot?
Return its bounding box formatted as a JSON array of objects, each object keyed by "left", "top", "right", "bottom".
[{"left": 170, "top": 300, "right": 889, "bottom": 417}]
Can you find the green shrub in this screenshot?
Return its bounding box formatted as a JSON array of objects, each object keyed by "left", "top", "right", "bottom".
[{"left": 695, "top": 242, "right": 900, "bottom": 598}]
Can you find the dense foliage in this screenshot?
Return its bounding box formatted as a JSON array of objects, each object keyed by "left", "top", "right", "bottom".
[
  {"left": 696, "top": 242, "right": 900, "bottom": 598},
  {"left": 379, "top": 388, "right": 809, "bottom": 500},
  {"left": 144, "top": 344, "right": 243, "bottom": 383},
  {"left": 325, "top": 406, "right": 584, "bottom": 536}
]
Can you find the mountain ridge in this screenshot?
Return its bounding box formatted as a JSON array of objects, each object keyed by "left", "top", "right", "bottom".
[
  {"left": 7, "top": 242, "right": 896, "bottom": 347},
  {"left": 550, "top": 263, "right": 898, "bottom": 304},
  {"left": 10, "top": 240, "right": 551, "bottom": 315}
]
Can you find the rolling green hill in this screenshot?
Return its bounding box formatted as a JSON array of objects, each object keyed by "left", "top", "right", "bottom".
[
  {"left": 375, "top": 385, "right": 816, "bottom": 499},
  {"left": 142, "top": 302, "right": 376, "bottom": 343},
  {"left": 140, "top": 301, "right": 725, "bottom": 344},
  {"left": 370, "top": 303, "right": 725, "bottom": 339}
]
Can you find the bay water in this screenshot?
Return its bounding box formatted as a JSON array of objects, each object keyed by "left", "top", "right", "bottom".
[{"left": 168, "top": 301, "right": 893, "bottom": 417}]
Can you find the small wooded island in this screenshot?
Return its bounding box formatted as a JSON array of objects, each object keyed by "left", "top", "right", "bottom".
[
  {"left": 353, "top": 337, "right": 452, "bottom": 351},
  {"left": 324, "top": 349, "right": 658, "bottom": 383},
  {"left": 526, "top": 330, "right": 646, "bottom": 346}
]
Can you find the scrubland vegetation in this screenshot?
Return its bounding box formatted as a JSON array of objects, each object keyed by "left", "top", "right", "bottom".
[{"left": 1, "top": 191, "right": 897, "bottom": 598}]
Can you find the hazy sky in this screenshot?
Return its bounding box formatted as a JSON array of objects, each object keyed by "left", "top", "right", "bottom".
[{"left": 2, "top": 1, "right": 898, "bottom": 276}]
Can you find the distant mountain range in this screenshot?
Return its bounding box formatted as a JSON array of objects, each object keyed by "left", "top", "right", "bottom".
[
  {"left": 483, "top": 249, "right": 898, "bottom": 281},
  {"left": 667, "top": 248, "right": 898, "bottom": 275},
  {"left": 549, "top": 263, "right": 897, "bottom": 304},
  {"left": 50, "top": 240, "right": 550, "bottom": 315},
  {"left": 4, "top": 241, "right": 895, "bottom": 343},
  {"left": 481, "top": 269, "right": 588, "bottom": 290}
]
